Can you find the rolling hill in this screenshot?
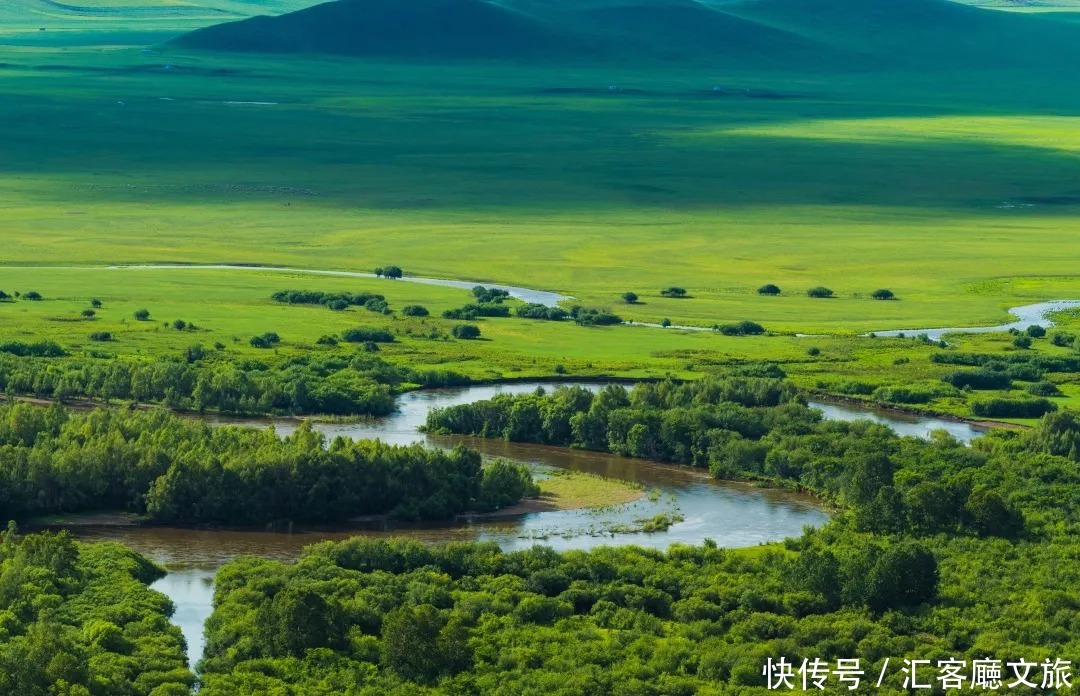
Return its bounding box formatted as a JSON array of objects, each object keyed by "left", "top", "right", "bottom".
[
  {"left": 164, "top": 0, "right": 1080, "bottom": 69},
  {"left": 174, "top": 0, "right": 586, "bottom": 59}
]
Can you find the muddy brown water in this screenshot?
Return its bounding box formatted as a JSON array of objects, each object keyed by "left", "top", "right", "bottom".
[{"left": 63, "top": 382, "right": 988, "bottom": 666}]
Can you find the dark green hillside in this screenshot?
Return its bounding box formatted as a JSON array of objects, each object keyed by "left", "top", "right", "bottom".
[
  {"left": 175, "top": 0, "right": 583, "bottom": 59},
  {"left": 721, "top": 0, "right": 1080, "bottom": 69},
  {"left": 173, "top": 0, "right": 1080, "bottom": 69},
  {"left": 507, "top": 0, "right": 840, "bottom": 65}
]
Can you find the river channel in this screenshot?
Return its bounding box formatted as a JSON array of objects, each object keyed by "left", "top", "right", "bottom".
[{"left": 63, "top": 382, "right": 988, "bottom": 666}]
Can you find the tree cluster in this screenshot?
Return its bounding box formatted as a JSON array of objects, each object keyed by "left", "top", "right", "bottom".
[{"left": 0, "top": 403, "right": 536, "bottom": 525}]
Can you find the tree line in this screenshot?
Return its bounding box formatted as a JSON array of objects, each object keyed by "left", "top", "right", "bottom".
[
  {"left": 0, "top": 402, "right": 537, "bottom": 525},
  {"left": 0, "top": 350, "right": 469, "bottom": 416}
]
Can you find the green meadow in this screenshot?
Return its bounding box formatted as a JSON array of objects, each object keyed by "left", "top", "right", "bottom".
[{"left": 3, "top": 0, "right": 1080, "bottom": 421}]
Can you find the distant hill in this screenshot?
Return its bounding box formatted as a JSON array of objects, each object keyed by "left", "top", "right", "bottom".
[
  {"left": 173, "top": 0, "right": 588, "bottom": 59},
  {"left": 172, "top": 0, "right": 1080, "bottom": 69},
  {"left": 721, "top": 0, "right": 1080, "bottom": 69}
]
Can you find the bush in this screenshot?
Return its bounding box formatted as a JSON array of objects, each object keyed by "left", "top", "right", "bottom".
[
  {"left": 1026, "top": 381, "right": 1060, "bottom": 397},
  {"left": 719, "top": 321, "right": 766, "bottom": 336},
  {"left": 870, "top": 289, "right": 895, "bottom": 300},
  {"left": 91, "top": 298, "right": 103, "bottom": 308},
  {"left": 81, "top": 309, "right": 96, "bottom": 318},
  {"left": 971, "top": 397, "right": 1057, "bottom": 418},
  {"left": 0, "top": 291, "right": 11, "bottom": 301},
  {"left": 172, "top": 319, "right": 187, "bottom": 331},
  {"left": 516, "top": 304, "right": 569, "bottom": 321},
  {"left": 472, "top": 286, "right": 511, "bottom": 304},
  {"left": 1013, "top": 335, "right": 1033, "bottom": 349},
  {"left": 249, "top": 332, "right": 281, "bottom": 349},
  {"left": 1027, "top": 325, "right": 1047, "bottom": 338},
  {"left": 443, "top": 304, "right": 510, "bottom": 320},
  {"left": 942, "top": 370, "right": 1012, "bottom": 390},
  {"left": 316, "top": 335, "right": 339, "bottom": 346},
  {"left": 622, "top": 292, "right": 638, "bottom": 304},
  {"left": 1050, "top": 331, "right": 1075, "bottom": 347},
  {"left": 872, "top": 385, "right": 955, "bottom": 404},
  {"left": 0, "top": 340, "right": 66, "bottom": 357},
  {"left": 571, "top": 307, "right": 623, "bottom": 326},
  {"left": 364, "top": 298, "right": 390, "bottom": 314},
  {"left": 807, "top": 287, "right": 834, "bottom": 298},
  {"left": 89, "top": 332, "right": 113, "bottom": 342},
  {"left": 660, "top": 287, "right": 687, "bottom": 298},
  {"left": 806, "top": 347, "right": 821, "bottom": 356},
  {"left": 661, "top": 318, "right": 672, "bottom": 328},
  {"left": 328, "top": 298, "right": 349, "bottom": 311},
  {"left": 402, "top": 305, "right": 430, "bottom": 317},
  {"left": 757, "top": 284, "right": 781, "bottom": 296},
  {"left": 134, "top": 309, "right": 151, "bottom": 321},
  {"left": 341, "top": 327, "right": 395, "bottom": 343},
  {"left": 23, "top": 291, "right": 42, "bottom": 301},
  {"left": 452, "top": 324, "right": 481, "bottom": 340},
  {"left": 376, "top": 265, "right": 403, "bottom": 279}
]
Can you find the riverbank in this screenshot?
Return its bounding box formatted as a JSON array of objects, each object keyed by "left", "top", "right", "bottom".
[
  {"left": 31, "top": 469, "right": 647, "bottom": 532},
  {"left": 807, "top": 391, "right": 1027, "bottom": 433}
]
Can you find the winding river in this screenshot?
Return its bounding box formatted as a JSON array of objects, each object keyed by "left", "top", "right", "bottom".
[
  {"left": 24, "top": 266, "right": 1080, "bottom": 341},
  {"left": 32, "top": 264, "right": 573, "bottom": 307},
  {"left": 869, "top": 300, "right": 1080, "bottom": 341},
  {"left": 60, "top": 382, "right": 993, "bottom": 666}
]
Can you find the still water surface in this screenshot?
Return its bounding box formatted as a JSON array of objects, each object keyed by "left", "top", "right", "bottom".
[{"left": 67, "top": 382, "right": 986, "bottom": 665}]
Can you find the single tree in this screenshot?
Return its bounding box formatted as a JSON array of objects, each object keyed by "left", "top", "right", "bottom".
[
  {"left": 1027, "top": 324, "right": 1047, "bottom": 338},
  {"left": 661, "top": 318, "right": 672, "bottom": 328},
  {"left": 757, "top": 284, "right": 781, "bottom": 296},
  {"left": 90, "top": 298, "right": 103, "bottom": 308},
  {"left": 660, "top": 287, "right": 687, "bottom": 298},
  {"left": 383, "top": 265, "right": 403, "bottom": 279},
  {"left": 134, "top": 309, "right": 151, "bottom": 321},
  {"left": 807, "top": 286, "right": 834, "bottom": 298},
  {"left": 870, "top": 289, "right": 896, "bottom": 300},
  {"left": 622, "top": 292, "right": 639, "bottom": 304},
  {"left": 81, "top": 309, "right": 96, "bottom": 318},
  {"left": 452, "top": 324, "right": 481, "bottom": 340},
  {"left": 1013, "top": 335, "right": 1033, "bottom": 349},
  {"left": 23, "top": 291, "right": 42, "bottom": 301}
]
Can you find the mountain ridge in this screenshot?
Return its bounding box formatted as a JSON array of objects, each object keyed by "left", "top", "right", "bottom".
[{"left": 171, "top": 0, "right": 1080, "bottom": 70}]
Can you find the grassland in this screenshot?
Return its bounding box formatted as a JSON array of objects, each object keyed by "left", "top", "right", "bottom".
[
  {"left": 3, "top": 2, "right": 1080, "bottom": 423},
  {"left": 530, "top": 470, "right": 646, "bottom": 512}
]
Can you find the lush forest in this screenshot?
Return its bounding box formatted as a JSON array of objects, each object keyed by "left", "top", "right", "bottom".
[
  {"left": 193, "top": 379, "right": 1080, "bottom": 694},
  {"left": 0, "top": 527, "right": 192, "bottom": 696},
  {"left": 0, "top": 349, "right": 468, "bottom": 416},
  {"left": 0, "top": 403, "right": 536, "bottom": 525}
]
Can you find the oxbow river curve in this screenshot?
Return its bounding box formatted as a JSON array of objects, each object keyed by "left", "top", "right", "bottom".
[{"left": 58, "top": 382, "right": 994, "bottom": 666}]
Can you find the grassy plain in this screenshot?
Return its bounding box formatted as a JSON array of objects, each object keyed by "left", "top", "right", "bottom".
[{"left": 3, "top": 6, "right": 1080, "bottom": 422}]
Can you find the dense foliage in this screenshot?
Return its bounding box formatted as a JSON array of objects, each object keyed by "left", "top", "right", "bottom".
[
  {"left": 0, "top": 527, "right": 192, "bottom": 695},
  {"left": 0, "top": 350, "right": 467, "bottom": 416},
  {"left": 271, "top": 290, "right": 386, "bottom": 311},
  {"left": 515, "top": 303, "right": 570, "bottom": 321},
  {"left": 571, "top": 307, "right": 623, "bottom": 326},
  {"left": 194, "top": 378, "right": 1080, "bottom": 694},
  {"left": 0, "top": 403, "right": 535, "bottom": 525}
]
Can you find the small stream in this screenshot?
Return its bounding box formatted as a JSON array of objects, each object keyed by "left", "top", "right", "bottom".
[
  {"left": 27, "top": 264, "right": 572, "bottom": 307},
  {"left": 869, "top": 300, "right": 1080, "bottom": 341}
]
